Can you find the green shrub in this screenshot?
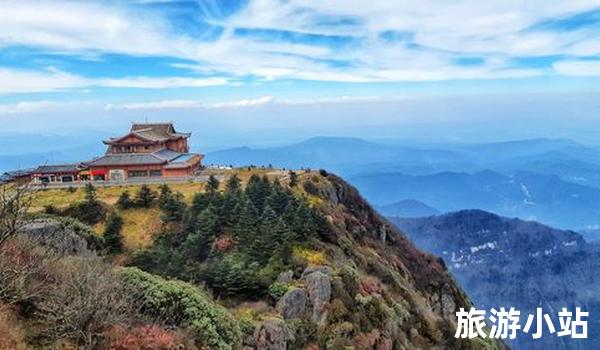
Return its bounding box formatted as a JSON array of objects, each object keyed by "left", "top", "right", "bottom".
[
  {"left": 65, "top": 200, "right": 105, "bottom": 225},
  {"left": 116, "top": 191, "right": 134, "bottom": 210},
  {"left": 267, "top": 282, "right": 289, "bottom": 301},
  {"left": 118, "top": 267, "right": 242, "bottom": 350},
  {"left": 238, "top": 317, "right": 256, "bottom": 337},
  {"left": 43, "top": 204, "right": 59, "bottom": 215}
]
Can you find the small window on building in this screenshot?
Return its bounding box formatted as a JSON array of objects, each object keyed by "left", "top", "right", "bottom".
[
  {"left": 149, "top": 170, "right": 162, "bottom": 177},
  {"left": 62, "top": 175, "right": 73, "bottom": 182},
  {"left": 128, "top": 170, "right": 148, "bottom": 178}
]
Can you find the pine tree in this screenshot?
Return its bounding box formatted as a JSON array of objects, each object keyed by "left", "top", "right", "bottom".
[
  {"left": 157, "top": 184, "right": 173, "bottom": 209},
  {"left": 267, "top": 180, "right": 291, "bottom": 214},
  {"left": 207, "top": 175, "right": 220, "bottom": 194},
  {"left": 161, "top": 192, "right": 186, "bottom": 223},
  {"left": 245, "top": 174, "right": 271, "bottom": 210},
  {"left": 225, "top": 174, "right": 242, "bottom": 195},
  {"left": 84, "top": 182, "right": 97, "bottom": 203},
  {"left": 221, "top": 190, "right": 242, "bottom": 227},
  {"left": 233, "top": 198, "right": 259, "bottom": 246},
  {"left": 289, "top": 170, "right": 298, "bottom": 188},
  {"left": 116, "top": 191, "right": 133, "bottom": 210},
  {"left": 293, "top": 200, "right": 317, "bottom": 239},
  {"left": 248, "top": 206, "right": 280, "bottom": 263},
  {"left": 103, "top": 211, "right": 124, "bottom": 254},
  {"left": 69, "top": 182, "right": 104, "bottom": 224},
  {"left": 183, "top": 205, "right": 219, "bottom": 260},
  {"left": 135, "top": 184, "right": 156, "bottom": 208},
  {"left": 186, "top": 192, "right": 210, "bottom": 232}
]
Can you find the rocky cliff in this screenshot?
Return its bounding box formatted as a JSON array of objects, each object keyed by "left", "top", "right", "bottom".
[{"left": 251, "top": 172, "right": 506, "bottom": 349}]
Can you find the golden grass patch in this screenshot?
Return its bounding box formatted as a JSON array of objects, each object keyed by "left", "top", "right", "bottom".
[{"left": 118, "top": 208, "right": 163, "bottom": 250}]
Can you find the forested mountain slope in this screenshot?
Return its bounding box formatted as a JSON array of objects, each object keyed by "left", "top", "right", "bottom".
[{"left": 0, "top": 169, "right": 505, "bottom": 349}]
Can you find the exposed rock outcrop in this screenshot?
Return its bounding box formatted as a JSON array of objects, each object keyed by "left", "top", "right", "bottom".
[
  {"left": 276, "top": 288, "right": 307, "bottom": 320},
  {"left": 253, "top": 318, "right": 292, "bottom": 350},
  {"left": 302, "top": 270, "right": 331, "bottom": 323},
  {"left": 276, "top": 270, "right": 293, "bottom": 283},
  {"left": 20, "top": 219, "right": 91, "bottom": 255}
]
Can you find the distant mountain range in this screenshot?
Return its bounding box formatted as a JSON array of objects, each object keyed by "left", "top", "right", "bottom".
[
  {"left": 6, "top": 135, "right": 600, "bottom": 233},
  {"left": 376, "top": 199, "right": 440, "bottom": 217},
  {"left": 0, "top": 133, "right": 106, "bottom": 173},
  {"left": 351, "top": 170, "right": 600, "bottom": 230},
  {"left": 206, "top": 136, "right": 600, "bottom": 232},
  {"left": 206, "top": 136, "right": 600, "bottom": 184},
  {"left": 205, "top": 136, "right": 477, "bottom": 176},
  {"left": 390, "top": 210, "right": 600, "bottom": 350}
]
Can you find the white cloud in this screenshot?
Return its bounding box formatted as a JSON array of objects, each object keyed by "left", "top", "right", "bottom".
[
  {"left": 0, "top": 0, "right": 189, "bottom": 56},
  {"left": 1, "top": 0, "right": 600, "bottom": 87},
  {"left": 211, "top": 96, "right": 275, "bottom": 108},
  {"left": 553, "top": 60, "right": 600, "bottom": 76},
  {"left": 105, "top": 100, "right": 204, "bottom": 111},
  {"left": 99, "top": 76, "right": 229, "bottom": 89},
  {"left": 105, "top": 96, "right": 275, "bottom": 110},
  {"left": 102, "top": 95, "right": 409, "bottom": 111},
  {"left": 0, "top": 68, "right": 230, "bottom": 94},
  {"left": 0, "top": 68, "right": 88, "bottom": 94},
  {"left": 0, "top": 101, "right": 66, "bottom": 114}
]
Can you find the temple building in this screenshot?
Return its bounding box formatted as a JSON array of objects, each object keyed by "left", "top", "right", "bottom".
[
  {"left": 31, "top": 164, "right": 87, "bottom": 184},
  {"left": 85, "top": 122, "right": 203, "bottom": 181}
]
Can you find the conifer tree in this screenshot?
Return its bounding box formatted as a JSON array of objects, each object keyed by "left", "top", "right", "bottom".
[
  {"left": 135, "top": 184, "right": 156, "bottom": 208},
  {"left": 84, "top": 182, "right": 97, "bottom": 203},
  {"left": 293, "top": 200, "right": 317, "bottom": 239},
  {"left": 116, "top": 191, "right": 133, "bottom": 210},
  {"left": 161, "top": 192, "right": 186, "bottom": 223},
  {"left": 245, "top": 174, "right": 271, "bottom": 210},
  {"left": 70, "top": 182, "right": 105, "bottom": 224},
  {"left": 248, "top": 206, "right": 281, "bottom": 263},
  {"left": 267, "top": 180, "right": 291, "bottom": 214},
  {"left": 207, "top": 175, "right": 220, "bottom": 194},
  {"left": 157, "top": 184, "right": 173, "bottom": 209},
  {"left": 104, "top": 211, "right": 124, "bottom": 254},
  {"left": 225, "top": 174, "right": 242, "bottom": 195},
  {"left": 289, "top": 170, "right": 298, "bottom": 188},
  {"left": 233, "top": 198, "right": 259, "bottom": 246},
  {"left": 183, "top": 205, "right": 219, "bottom": 260}
]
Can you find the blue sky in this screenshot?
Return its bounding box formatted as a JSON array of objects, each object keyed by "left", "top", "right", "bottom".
[{"left": 1, "top": 0, "right": 600, "bottom": 145}]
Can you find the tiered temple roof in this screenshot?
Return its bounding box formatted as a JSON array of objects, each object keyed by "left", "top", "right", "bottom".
[{"left": 103, "top": 122, "right": 191, "bottom": 145}]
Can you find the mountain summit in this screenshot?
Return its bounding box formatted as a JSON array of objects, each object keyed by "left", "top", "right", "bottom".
[{"left": 1, "top": 169, "right": 505, "bottom": 349}]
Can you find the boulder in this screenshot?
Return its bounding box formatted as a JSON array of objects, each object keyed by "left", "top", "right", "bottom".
[
  {"left": 302, "top": 270, "right": 331, "bottom": 323},
  {"left": 276, "top": 270, "right": 294, "bottom": 283},
  {"left": 277, "top": 288, "right": 308, "bottom": 320},
  {"left": 254, "top": 318, "right": 292, "bottom": 350},
  {"left": 301, "top": 266, "right": 332, "bottom": 279},
  {"left": 21, "top": 220, "right": 90, "bottom": 255}
]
